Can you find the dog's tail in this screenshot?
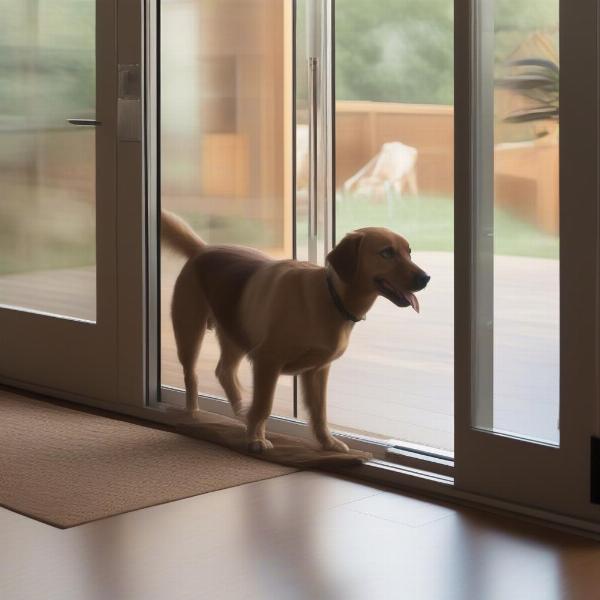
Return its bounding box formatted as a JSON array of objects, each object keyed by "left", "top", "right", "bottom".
[{"left": 161, "top": 210, "right": 206, "bottom": 258}]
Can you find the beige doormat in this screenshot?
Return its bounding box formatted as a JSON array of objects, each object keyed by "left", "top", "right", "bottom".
[{"left": 0, "top": 390, "right": 295, "bottom": 528}]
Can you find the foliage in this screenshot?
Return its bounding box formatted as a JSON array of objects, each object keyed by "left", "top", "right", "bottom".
[
  {"left": 335, "top": 0, "right": 453, "bottom": 104},
  {"left": 495, "top": 58, "right": 559, "bottom": 124},
  {"left": 334, "top": 0, "right": 558, "bottom": 106}
]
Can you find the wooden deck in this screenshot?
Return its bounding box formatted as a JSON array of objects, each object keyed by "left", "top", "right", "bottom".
[{"left": 0, "top": 251, "right": 559, "bottom": 451}]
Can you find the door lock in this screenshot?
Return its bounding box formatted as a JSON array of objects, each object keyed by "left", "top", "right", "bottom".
[{"left": 118, "top": 64, "right": 141, "bottom": 142}]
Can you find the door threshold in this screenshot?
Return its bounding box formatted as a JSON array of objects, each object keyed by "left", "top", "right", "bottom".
[{"left": 159, "top": 386, "right": 454, "bottom": 476}]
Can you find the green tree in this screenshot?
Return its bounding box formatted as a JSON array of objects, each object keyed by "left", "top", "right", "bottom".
[
  {"left": 335, "top": 0, "right": 453, "bottom": 104},
  {"left": 334, "top": 0, "right": 558, "bottom": 105}
]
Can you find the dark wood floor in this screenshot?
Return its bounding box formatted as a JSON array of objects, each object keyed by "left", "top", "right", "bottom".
[{"left": 2, "top": 470, "right": 599, "bottom": 600}]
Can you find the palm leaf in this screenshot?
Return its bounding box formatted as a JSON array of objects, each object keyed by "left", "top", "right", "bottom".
[
  {"left": 504, "top": 107, "right": 559, "bottom": 123},
  {"left": 495, "top": 56, "right": 559, "bottom": 124}
]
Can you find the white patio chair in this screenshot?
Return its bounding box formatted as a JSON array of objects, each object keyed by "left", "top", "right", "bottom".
[{"left": 343, "top": 141, "right": 419, "bottom": 202}]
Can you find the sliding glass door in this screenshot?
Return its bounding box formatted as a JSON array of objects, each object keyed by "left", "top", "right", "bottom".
[
  {"left": 156, "top": 0, "right": 600, "bottom": 522},
  {"left": 0, "top": 0, "right": 118, "bottom": 401},
  {"left": 454, "top": 0, "right": 600, "bottom": 519},
  {"left": 0, "top": 1, "right": 148, "bottom": 407},
  {"left": 159, "top": 0, "right": 456, "bottom": 455}
]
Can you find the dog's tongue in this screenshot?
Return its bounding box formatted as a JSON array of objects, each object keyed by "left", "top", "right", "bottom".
[{"left": 405, "top": 292, "right": 420, "bottom": 313}]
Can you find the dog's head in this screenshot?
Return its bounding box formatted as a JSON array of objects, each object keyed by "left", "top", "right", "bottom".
[{"left": 326, "top": 227, "right": 430, "bottom": 312}]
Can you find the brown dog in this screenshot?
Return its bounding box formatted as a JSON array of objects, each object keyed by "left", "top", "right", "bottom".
[{"left": 162, "top": 210, "right": 430, "bottom": 452}]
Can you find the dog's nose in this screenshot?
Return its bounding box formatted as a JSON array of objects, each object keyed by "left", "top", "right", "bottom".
[{"left": 414, "top": 273, "right": 431, "bottom": 290}]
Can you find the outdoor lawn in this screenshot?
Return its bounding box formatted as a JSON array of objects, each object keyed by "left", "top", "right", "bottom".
[{"left": 335, "top": 193, "right": 559, "bottom": 259}]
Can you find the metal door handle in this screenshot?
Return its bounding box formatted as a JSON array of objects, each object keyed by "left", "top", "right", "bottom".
[
  {"left": 306, "top": 0, "right": 322, "bottom": 265},
  {"left": 67, "top": 119, "right": 101, "bottom": 126},
  {"left": 308, "top": 56, "right": 319, "bottom": 242}
]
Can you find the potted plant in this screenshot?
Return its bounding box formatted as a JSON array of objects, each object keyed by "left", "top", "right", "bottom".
[{"left": 495, "top": 57, "right": 559, "bottom": 135}]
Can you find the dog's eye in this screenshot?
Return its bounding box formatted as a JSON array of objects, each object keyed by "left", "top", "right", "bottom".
[{"left": 379, "top": 247, "right": 395, "bottom": 259}]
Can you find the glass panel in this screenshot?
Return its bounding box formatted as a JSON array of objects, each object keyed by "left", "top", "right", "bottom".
[
  {"left": 474, "top": 0, "right": 560, "bottom": 443},
  {"left": 326, "top": 0, "right": 455, "bottom": 451},
  {"left": 0, "top": 1, "right": 96, "bottom": 321},
  {"left": 160, "top": 0, "right": 294, "bottom": 416}
]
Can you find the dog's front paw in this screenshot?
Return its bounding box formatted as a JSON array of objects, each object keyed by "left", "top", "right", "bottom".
[
  {"left": 184, "top": 400, "right": 200, "bottom": 414},
  {"left": 247, "top": 438, "right": 274, "bottom": 453},
  {"left": 184, "top": 408, "right": 202, "bottom": 422},
  {"left": 321, "top": 437, "right": 350, "bottom": 453}
]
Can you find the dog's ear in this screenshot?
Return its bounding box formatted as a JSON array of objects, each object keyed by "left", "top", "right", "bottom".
[{"left": 327, "top": 232, "right": 363, "bottom": 284}]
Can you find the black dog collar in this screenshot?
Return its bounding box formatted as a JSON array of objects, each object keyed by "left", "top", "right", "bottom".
[{"left": 325, "top": 271, "right": 365, "bottom": 323}]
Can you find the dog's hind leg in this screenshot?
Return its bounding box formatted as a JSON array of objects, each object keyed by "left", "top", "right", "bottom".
[
  {"left": 215, "top": 328, "right": 245, "bottom": 416},
  {"left": 171, "top": 262, "right": 208, "bottom": 413}
]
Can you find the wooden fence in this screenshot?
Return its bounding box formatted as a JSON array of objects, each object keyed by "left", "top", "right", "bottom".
[{"left": 336, "top": 100, "right": 559, "bottom": 234}]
